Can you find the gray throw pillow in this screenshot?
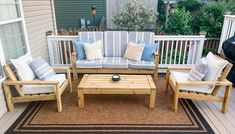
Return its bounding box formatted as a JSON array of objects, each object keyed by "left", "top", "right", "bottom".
[
  {"left": 29, "top": 57, "right": 55, "bottom": 80},
  {"left": 188, "top": 58, "right": 208, "bottom": 81}
]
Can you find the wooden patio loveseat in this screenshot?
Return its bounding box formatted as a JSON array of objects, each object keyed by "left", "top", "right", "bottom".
[{"left": 72, "top": 31, "right": 159, "bottom": 83}]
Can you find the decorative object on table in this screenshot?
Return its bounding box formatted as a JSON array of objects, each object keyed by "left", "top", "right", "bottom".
[
  {"left": 112, "top": 74, "right": 120, "bottom": 82},
  {"left": 91, "top": 4, "right": 96, "bottom": 26}
]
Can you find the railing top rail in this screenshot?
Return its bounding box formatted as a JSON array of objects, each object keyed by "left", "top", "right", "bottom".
[
  {"left": 154, "top": 35, "right": 205, "bottom": 41},
  {"left": 224, "top": 15, "right": 235, "bottom": 20},
  {"left": 47, "top": 35, "right": 78, "bottom": 40}
]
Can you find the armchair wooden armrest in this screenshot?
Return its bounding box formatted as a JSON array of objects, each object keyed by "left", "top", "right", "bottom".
[
  {"left": 154, "top": 51, "right": 159, "bottom": 56},
  {"left": 3, "top": 80, "right": 59, "bottom": 86},
  {"left": 167, "top": 66, "right": 192, "bottom": 71},
  {"left": 177, "top": 79, "right": 232, "bottom": 86}
]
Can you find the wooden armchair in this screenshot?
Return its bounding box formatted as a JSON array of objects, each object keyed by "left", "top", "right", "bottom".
[
  {"left": 2, "top": 65, "right": 72, "bottom": 112},
  {"left": 165, "top": 62, "right": 233, "bottom": 113}
]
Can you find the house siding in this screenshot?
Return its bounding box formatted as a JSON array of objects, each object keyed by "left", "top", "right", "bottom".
[
  {"left": 54, "top": 0, "right": 105, "bottom": 29},
  {"left": 0, "top": 81, "right": 7, "bottom": 118},
  {"left": 22, "top": 0, "right": 55, "bottom": 62}
]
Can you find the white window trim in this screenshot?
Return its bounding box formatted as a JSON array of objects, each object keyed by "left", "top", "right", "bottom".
[{"left": 0, "top": 0, "right": 31, "bottom": 80}]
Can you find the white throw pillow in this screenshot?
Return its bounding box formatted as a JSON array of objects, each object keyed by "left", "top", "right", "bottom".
[
  {"left": 83, "top": 40, "right": 103, "bottom": 60},
  {"left": 10, "top": 53, "right": 36, "bottom": 81},
  {"left": 203, "top": 52, "right": 228, "bottom": 81},
  {"left": 124, "top": 42, "right": 145, "bottom": 61},
  {"left": 188, "top": 57, "right": 208, "bottom": 81}
]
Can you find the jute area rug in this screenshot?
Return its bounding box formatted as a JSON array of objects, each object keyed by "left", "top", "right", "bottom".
[{"left": 6, "top": 75, "right": 214, "bottom": 134}]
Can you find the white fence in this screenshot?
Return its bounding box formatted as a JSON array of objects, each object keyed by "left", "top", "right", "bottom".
[
  {"left": 218, "top": 15, "right": 235, "bottom": 53},
  {"left": 47, "top": 35, "right": 205, "bottom": 68}
]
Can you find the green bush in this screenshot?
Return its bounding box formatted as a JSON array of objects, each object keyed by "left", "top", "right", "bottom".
[
  {"left": 166, "top": 8, "right": 193, "bottom": 35},
  {"left": 178, "top": 0, "right": 203, "bottom": 12},
  {"left": 112, "top": 0, "right": 157, "bottom": 31},
  {"left": 199, "top": 3, "right": 226, "bottom": 37}
]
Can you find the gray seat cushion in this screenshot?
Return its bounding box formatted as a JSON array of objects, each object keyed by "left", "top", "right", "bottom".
[
  {"left": 21, "top": 74, "right": 66, "bottom": 94},
  {"left": 76, "top": 59, "right": 103, "bottom": 68},
  {"left": 129, "top": 60, "right": 155, "bottom": 70},
  {"left": 104, "top": 31, "right": 128, "bottom": 57},
  {"left": 103, "top": 57, "right": 128, "bottom": 68},
  {"left": 128, "top": 32, "right": 155, "bottom": 44}
]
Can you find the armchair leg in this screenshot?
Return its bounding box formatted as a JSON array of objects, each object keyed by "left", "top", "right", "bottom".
[
  {"left": 173, "top": 93, "right": 179, "bottom": 112},
  {"left": 3, "top": 84, "right": 14, "bottom": 112},
  {"left": 67, "top": 70, "right": 72, "bottom": 93},
  {"left": 222, "top": 85, "right": 232, "bottom": 113},
  {"left": 173, "top": 86, "right": 179, "bottom": 112},
  {"left": 55, "top": 85, "right": 62, "bottom": 112}
]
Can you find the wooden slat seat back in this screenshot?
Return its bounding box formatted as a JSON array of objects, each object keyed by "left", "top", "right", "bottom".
[{"left": 3, "top": 64, "right": 24, "bottom": 96}]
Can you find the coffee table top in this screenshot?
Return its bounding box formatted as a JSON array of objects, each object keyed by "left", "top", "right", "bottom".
[{"left": 78, "top": 74, "right": 156, "bottom": 90}]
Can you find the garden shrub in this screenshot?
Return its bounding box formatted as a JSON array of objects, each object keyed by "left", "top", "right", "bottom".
[
  {"left": 177, "top": 0, "right": 203, "bottom": 12},
  {"left": 112, "top": 0, "right": 157, "bottom": 31},
  {"left": 166, "top": 8, "right": 193, "bottom": 35},
  {"left": 199, "top": 3, "right": 226, "bottom": 37}
]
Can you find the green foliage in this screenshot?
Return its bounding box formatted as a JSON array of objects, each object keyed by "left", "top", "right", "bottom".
[
  {"left": 112, "top": 0, "right": 157, "bottom": 31},
  {"left": 200, "top": 3, "right": 226, "bottom": 37},
  {"left": 177, "top": 0, "right": 203, "bottom": 12},
  {"left": 226, "top": 0, "right": 235, "bottom": 13},
  {"left": 203, "top": 47, "right": 216, "bottom": 56},
  {"left": 166, "top": 8, "right": 193, "bottom": 35}
]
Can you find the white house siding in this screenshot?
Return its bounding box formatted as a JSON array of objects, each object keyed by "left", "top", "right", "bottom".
[
  {"left": 106, "top": 0, "right": 157, "bottom": 29},
  {"left": 0, "top": 80, "right": 7, "bottom": 118},
  {"left": 22, "top": 0, "right": 55, "bottom": 62}
]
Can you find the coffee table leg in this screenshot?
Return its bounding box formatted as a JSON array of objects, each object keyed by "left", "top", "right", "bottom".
[
  {"left": 78, "top": 88, "right": 84, "bottom": 108},
  {"left": 149, "top": 89, "right": 156, "bottom": 109}
]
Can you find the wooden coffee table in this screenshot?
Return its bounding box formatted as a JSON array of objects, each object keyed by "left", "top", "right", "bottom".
[{"left": 78, "top": 74, "right": 156, "bottom": 109}]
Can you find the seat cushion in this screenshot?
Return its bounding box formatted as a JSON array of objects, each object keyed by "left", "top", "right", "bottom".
[
  {"left": 21, "top": 74, "right": 66, "bottom": 94},
  {"left": 129, "top": 60, "right": 155, "bottom": 70},
  {"left": 76, "top": 59, "right": 103, "bottom": 68},
  {"left": 102, "top": 57, "right": 128, "bottom": 68},
  {"left": 104, "top": 31, "right": 128, "bottom": 57},
  {"left": 170, "top": 71, "right": 213, "bottom": 94}
]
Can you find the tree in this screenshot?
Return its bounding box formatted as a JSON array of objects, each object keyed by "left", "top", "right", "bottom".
[
  {"left": 177, "top": 0, "right": 203, "bottom": 12},
  {"left": 166, "top": 8, "right": 193, "bottom": 35},
  {"left": 112, "top": 0, "right": 157, "bottom": 31}
]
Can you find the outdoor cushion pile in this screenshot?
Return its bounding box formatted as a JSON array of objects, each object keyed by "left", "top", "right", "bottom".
[{"left": 74, "top": 31, "right": 158, "bottom": 70}]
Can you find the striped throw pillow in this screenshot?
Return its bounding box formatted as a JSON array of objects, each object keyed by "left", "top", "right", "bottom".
[
  {"left": 188, "top": 58, "right": 208, "bottom": 81},
  {"left": 29, "top": 57, "right": 55, "bottom": 80}
]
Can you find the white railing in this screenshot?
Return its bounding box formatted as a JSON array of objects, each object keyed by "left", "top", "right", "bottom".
[
  {"left": 47, "top": 35, "right": 205, "bottom": 68},
  {"left": 218, "top": 15, "right": 235, "bottom": 53},
  {"left": 47, "top": 36, "right": 77, "bottom": 66},
  {"left": 155, "top": 35, "right": 205, "bottom": 68}
]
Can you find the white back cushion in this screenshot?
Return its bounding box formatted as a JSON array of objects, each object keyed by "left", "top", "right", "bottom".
[
  {"left": 204, "top": 52, "right": 228, "bottom": 81},
  {"left": 10, "top": 53, "right": 35, "bottom": 81},
  {"left": 124, "top": 42, "right": 145, "bottom": 61},
  {"left": 84, "top": 40, "right": 103, "bottom": 60},
  {"left": 128, "top": 32, "right": 155, "bottom": 44},
  {"left": 104, "top": 31, "right": 128, "bottom": 57}
]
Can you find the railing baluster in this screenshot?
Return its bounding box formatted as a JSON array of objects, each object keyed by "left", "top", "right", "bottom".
[
  {"left": 160, "top": 40, "right": 164, "bottom": 65},
  {"left": 165, "top": 41, "right": 169, "bottom": 64},
  {"left": 182, "top": 41, "right": 188, "bottom": 64},
  {"left": 169, "top": 41, "right": 174, "bottom": 64},
  {"left": 174, "top": 41, "right": 178, "bottom": 64},
  {"left": 192, "top": 41, "right": 197, "bottom": 63},
  {"left": 187, "top": 41, "right": 192, "bottom": 64},
  {"left": 59, "top": 41, "right": 63, "bottom": 64},
  {"left": 178, "top": 41, "right": 183, "bottom": 64}
]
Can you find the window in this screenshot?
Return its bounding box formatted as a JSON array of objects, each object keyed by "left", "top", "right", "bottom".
[{"left": 0, "top": 0, "right": 29, "bottom": 79}]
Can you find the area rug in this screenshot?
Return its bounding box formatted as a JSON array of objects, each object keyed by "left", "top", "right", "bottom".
[{"left": 6, "top": 76, "right": 214, "bottom": 134}]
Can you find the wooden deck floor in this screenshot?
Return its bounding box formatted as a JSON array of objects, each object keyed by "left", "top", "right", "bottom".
[{"left": 0, "top": 88, "right": 234, "bottom": 134}]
